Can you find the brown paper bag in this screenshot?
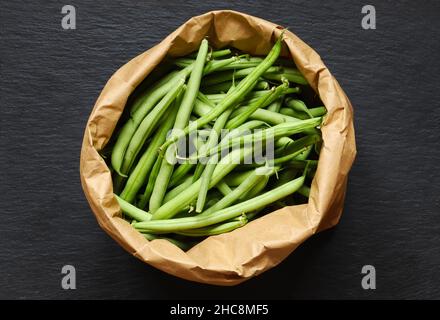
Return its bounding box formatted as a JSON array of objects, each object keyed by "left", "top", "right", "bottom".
[{"left": 80, "top": 10, "right": 356, "bottom": 286}]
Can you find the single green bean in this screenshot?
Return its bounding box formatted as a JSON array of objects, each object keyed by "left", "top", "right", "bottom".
[
  {"left": 274, "top": 137, "right": 294, "bottom": 150},
  {"left": 163, "top": 176, "right": 193, "bottom": 204},
  {"left": 267, "top": 96, "right": 284, "bottom": 113},
  {"left": 216, "top": 181, "right": 232, "bottom": 196},
  {"left": 279, "top": 107, "right": 298, "bottom": 117},
  {"left": 285, "top": 98, "right": 313, "bottom": 118},
  {"left": 202, "top": 66, "right": 282, "bottom": 86},
  {"left": 264, "top": 67, "right": 308, "bottom": 85},
  {"left": 283, "top": 106, "right": 327, "bottom": 120},
  {"left": 173, "top": 39, "right": 209, "bottom": 130},
  {"left": 195, "top": 159, "right": 217, "bottom": 212},
  {"left": 202, "top": 80, "right": 269, "bottom": 94},
  {"left": 138, "top": 156, "right": 162, "bottom": 210},
  {"left": 205, "top": 90, "right": 270, "bottom": 104},
  {"left": 223, "top": 170, "right": 254, "bottom": 187},
  {"left": 240, "top": 174, "right": 270, "bottom": 200},
  {"left": 177, "top": 56, "right": 262, "bottom": 70},
  {"left": 142, "top": 233, "right": 193, "bottom": 251},
  {"left": 188, "top": 48, "right": 232, "bottom": 59},
  {"left": 174, "top": 217, "right": 248, "bottom": 237},
  {"left": 210, "top": 49, "right": 232, "bottom": 59},
  {"left": 298, "top": 185, "right": 310, "bottom": 197},
  {"left": 115, "top": 194, "right": 151, "bottom": 222}
]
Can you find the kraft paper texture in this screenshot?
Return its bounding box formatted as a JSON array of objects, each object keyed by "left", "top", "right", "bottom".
[{"left": 80, "top": 10, "right": 356, "bottom": 285}]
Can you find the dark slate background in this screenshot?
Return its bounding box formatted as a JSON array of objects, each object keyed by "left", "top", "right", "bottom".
[{"left": 1, "top": 0, "right": 439, "bottom": 299}]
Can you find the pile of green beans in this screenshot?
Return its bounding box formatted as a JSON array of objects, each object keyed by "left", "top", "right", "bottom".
[{"left": 105, "top": 35, "right": 326, "bottom": 251}]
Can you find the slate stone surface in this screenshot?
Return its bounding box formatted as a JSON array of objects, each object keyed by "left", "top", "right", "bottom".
[{"left": 1, "top": 0, "right": 439, "bottom": 299}]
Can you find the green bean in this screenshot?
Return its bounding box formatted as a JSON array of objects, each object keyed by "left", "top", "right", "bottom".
[
  {"left": 111, "top": 66, "right": 191, "bottom": 176},
  {"left": 220, "top": 120, "right": 269, "bottom": 143},
  {"left": 271, "top": 135, "right": 321, "bottom": 165},
  {"left": 195, "top": 159, "right": 216, "bottom": 212},
  {"left": 167, "top": 134, "right": 205, "bottom": 188},
  {"left": 210, "top": 49, "right": 232, "bottom": 59},
  {"left": 298, "top": 185, "right": 310, "bottom": 197},
  {"left": 275, "top": 137, "right": 294, "bottom": 150},
  {"left": 285, "top": 99, "right": 312, "bottom": 118},
  {"left": 115, "top": 194, "right": 151, "bottom": 222},
  {"left": 216, "top": 181, "right": 232, "bottom": 196},
  {"left": 201, "top": 56, "right": 238, "bottom": 75},
  {"left": 295, "top": 144, "right": 314, "bottom": 161},
  {"left": 224, "top": 170, "right": 254, "bottom": 187},
  {"left": 177, "top": 56, "right": 262, "bottom": 71},
  {"left": 130, "top": 69, "right": 180, "bottom": 115},
  {"left": 284, "top": 159, "right": 318, "bottom": 169},
  {"left": 205, "top": 90, "right": 270, "bottom": 104},
  {"left": 135, "top": 172, "right": 305, "bottom": 232},
  {"left": 163, "top": 176, "right": 193, "bottom": 203},
  {"left": 174, "top": 39, "right": 209, "bottom": 130},
  {"left": 188, "top": 48, "right": 232, "bottom": 59},
  {"left": 159, "top": 35, "right": 284, "bottom": 154},
  {"left": 193, "top": 98, "right": 300, "bottom": 125},
  {"left": 202, "top": 66, "right": 282, "bottom": 86},
  {"left": 142, "top": 233, "right": 193, "bottom": 250},
  {"left": 225, "top": 83, "right": 294, "bottom": 130},
  {"left": 201, "top": 167, "right": 278, "bottom": 216},
  {"left": 283, "top": 106, "right": 327, "bottom": 120},
  {"left": 120, "top": 102, "right": 178, "bottom": 203},
  {"left": 267, "top": 96, "right": 284, "bottom": 113},
  {"left": 120, "top": 78, "right": 185, "bottom": 175},
  {"left": 309, "top": 106, "right": 327, "bottom": 117},
  {"left": 194, "top": 118, "right": 322, "bottom": 160},
  {"left": 240, "top": 174, "right": 270, "bottom": 200},
  {"left": 264, "top": 67, "right": 308, "bottom": 85},
  {"left": 272, "top": 144, "right": 315, "bottom": 188},
  {"left": 112, "top": 172, "right": 125, "bottom": 194},
  {"left": 152, "top": 145, "right": 256, "bottom": 220},
  {"left": 168, "top": 163, "right": 194, "bottom": 188},
  {"left": 174, "top": 217, "right": 248, "bottom": 237},
  {"left": 149, "top": 39, "right": 209, "bottom": 213},
  {"left": 202, "top": 80, "right": 269, "bottom": 94},
  {"left": 279, "top": 107, "right": 298, "bottom": 117},
  {"left": 220, "top": 57, "right": 264, "bottom": 70},
  {"left": 192, "top": 90, "right": 234, "bottom": 182},
  {"left": 236, "top": 107, "right": 301, "bottom": 124},
  {"left": 111, "top": 52, "right": 239, "bottom": 176},
  {"left": 138, "top": 156, "right": 162, "bottom": 210}
]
